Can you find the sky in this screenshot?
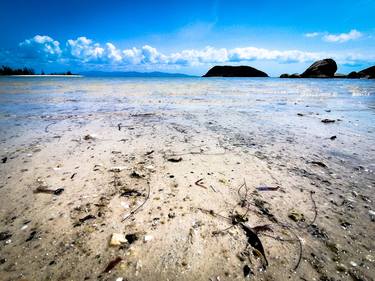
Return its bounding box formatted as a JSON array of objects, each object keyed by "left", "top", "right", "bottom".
[{"left": 0, "top": 0, "right": 374, "bottom": 76}]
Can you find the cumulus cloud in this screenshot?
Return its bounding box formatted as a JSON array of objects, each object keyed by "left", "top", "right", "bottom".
[
  {"left": 19, "top": 35, "right": 62, "bottom": 60},
  {"left": 323, "top": 29, "right": 362, "bottom": 43},
  {"left": 10, "top": 34, "right": 372, "bottom": 69}
]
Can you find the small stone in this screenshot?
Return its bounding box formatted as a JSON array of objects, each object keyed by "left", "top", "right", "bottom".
[
  {"left": 351, "top": 191, "right": 358, "bottom": 197},
  {"left": 369, "top": 210, "right": 375, "bottom": 221},
  {"left": 168, "top": 212, "right": 176, "bottom": 219},
  {"left": 116, "top": 278, "right": 123, "bottom": 281},
  {"left": 288, "top": 211, "right": 305, "bottom": 222},
  {"left": 364, "top": 254, "right": 374, "bottom": 263},
  {"left": 109, "top": 166, "right": 127, "bottom": 172},
  {"left": 349, "top": 261, "right": 358, "bottom": 267},
  {"left": 336, "top": 263, "right": 347, "bottom": 272},
  {"left": 110, "top": 233, "right": 127, "bottom": 246},
  {"left": 144, "top": 235, "right": 153, "bottom": 242},
  {"left": 21, "top": 225, "right": 28, "bottom": 230}
]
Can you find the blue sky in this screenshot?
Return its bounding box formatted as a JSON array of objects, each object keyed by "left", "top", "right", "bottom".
[{"left": 0, "top": 0, "right": 374, "bottom": 76}]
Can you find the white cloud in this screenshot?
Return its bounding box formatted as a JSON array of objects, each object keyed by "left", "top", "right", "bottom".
[
  {"left": 13, "top": 34, "right": 373, "bottom": 69},
  {"left": 323, "top": 29, "right": 362, "bottom": 43},
  {"left": 304, "top": 32, "right": 320, "bottom": 38},
  {"left": 19, "top": 35, "right": 62, "bottom": 60}
]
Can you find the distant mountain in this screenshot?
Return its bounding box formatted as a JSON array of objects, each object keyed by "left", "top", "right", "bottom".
[{"left": 80, "top": 71, "right": 196, "bottom": 77}]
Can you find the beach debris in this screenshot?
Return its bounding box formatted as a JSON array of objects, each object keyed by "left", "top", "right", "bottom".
[
  {"left": 0, "top": 231, "right": 12, "bottom": 241},
  {"left": 125, "top": 233, "right": 139, "bottom": 244},
  {"left": 144, "top": 235, "right": 153, "bottom": 242},
  {"left": 34, "top": 186, "right": 64, "bottom": 195},
  {"left": 117, "top": 123, "right": 122, "bottom": 131},
  {"left": 120, "top": 188, "right": 143, "bottom": 197},
  {"left": 195, "top": 178, "right": 207, "bottom": 189},
  {"left": 110, "top": 233, "right": 127, "bottom": 246},
  {"left": 130, "top": 171, "right": 142, "bottom": 178},
  {"left": 288, "top": 211, "right": 305, "bottom": 222},
  {"left": 70, "top": 172, "right": 77, "bottom": 179},
  {"left": 83, "top": 134, "right": 96, "bottom": 141},
  {"left": 1, "top": 157, "right": 7, "bottom": 163},
  {"left": 109, "top": 166, "right": 127, "bottom": 172},
  {"left": 253, "top": 198, "right": 278, "bottom": 223},
  {"left": 230, "top": 213, "right": 248, "bottom": 225},
  {"left": 321, "top": 119, "right": 335, "bottom": 123},
  {"left": 330, "top": 135, "right": 337, "bottom": 140},
  {"left": 167, "top": 156, "right": 182, "bottom": 162},
  {"left": 307, "top": 224, "right": 328, "bottom": 240},
  {"left": 240, "top": 223, "right": 268, "bottom": 267},
  {"left": 256, "top": 186, "right": 280, "bottom": 191},
  {"left": 168, "top": 212, "right": 176, "bottom": 219},
  {"left": 145, "top": 150, "right": 154, "bottom": 156},
  {"left": 252, "top": 224, "right": 273, "bottom": 234},
  {"left": 297, "top": 113, "right": 304, "bottom": 116},
  {"left": 131, "top": 113, "right": 155, "bottom": 117},
  {"left": 73, "top": 214, "right": 96, "bottom": 227},
  {"left": 103, "top": 257, "right": 122, "bottom": 273},
  {"left": 340, "top": 221, "right": 352, "bottom": 229},
  {"left": 243, "top": 265, "right": 253, "bottom": 277},
  {"left": 26, "top": 230, "right": 38, "bottom": 242},
  {"left": 311, "top": 161, "right": 327, "bottom": 168}
]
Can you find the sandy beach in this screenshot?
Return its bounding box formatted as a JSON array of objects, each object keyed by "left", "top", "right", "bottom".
[{"left": 0, "top": 77, "right": 374, "bottom": 281}]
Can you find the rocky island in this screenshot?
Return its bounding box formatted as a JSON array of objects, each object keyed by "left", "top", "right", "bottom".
[{"left": 203, "top": 65, "right": 269, "bottom": 77}]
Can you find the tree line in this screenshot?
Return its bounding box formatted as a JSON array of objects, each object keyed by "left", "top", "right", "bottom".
[{"left": 0, "top": 66, "right": 73, "bottom": 75}]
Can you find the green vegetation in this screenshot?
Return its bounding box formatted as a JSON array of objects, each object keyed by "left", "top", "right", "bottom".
[{"left": 0, "top": 66, "right": 73, "bottom": 75}]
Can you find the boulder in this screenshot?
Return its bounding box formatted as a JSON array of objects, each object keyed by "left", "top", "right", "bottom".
[
  {"left": 301, "top": 58, "right": 337, "bottom": 78},
  {"left": 203, "top": 65, "right": 268, "bottom": 77}
]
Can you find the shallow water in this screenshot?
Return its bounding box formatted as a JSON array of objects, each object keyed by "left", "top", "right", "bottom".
[{"left": 0, "top": 76, "right": 374, "bottom": 167}]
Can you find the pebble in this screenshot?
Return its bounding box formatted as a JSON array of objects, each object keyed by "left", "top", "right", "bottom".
[
  {"left": 116, "top": 278, "right": 123, "bottom": 281},
  {"left": 365, "top": 254, "right": 374, "bottom": 263},
  {"left": 109, "top": 166, "right": 127, "bottom": 172},
  {"left": 110, "top": 233, "right": 127, "bottom": 246},
  {"left": 349, "top": 261, "right": 358, "bottom": 267},
  {"left": 144, "top": 235, "right": 153, "bottom": 242},
  {"left": 336, "top": 263, "right": 347, "bottom": 272}
]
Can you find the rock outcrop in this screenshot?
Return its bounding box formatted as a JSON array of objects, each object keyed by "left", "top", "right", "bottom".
[
  {"left": 280, "top": 73, "right": 300, "bottom": 78},
  {"left": 300, "top": 58, "right": 337, "bottom": 78},
  {"left": 358, "top": 66, "right": 375, "bottom": 78},
  {"left": 346, "top": 66, "right": 375, "bottom": 79},
  {"left": 203, "top": 65, "right": 268, "bottom": 77}
]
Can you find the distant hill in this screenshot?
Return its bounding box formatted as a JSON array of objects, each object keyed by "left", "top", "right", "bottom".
[{"left": 80, "top": 71, "right": 196, "bottom": 77}]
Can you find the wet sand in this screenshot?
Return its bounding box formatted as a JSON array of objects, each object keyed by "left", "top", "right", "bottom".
[{"left": 0, "top": 77, "right": 374, "bottom": 281}]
